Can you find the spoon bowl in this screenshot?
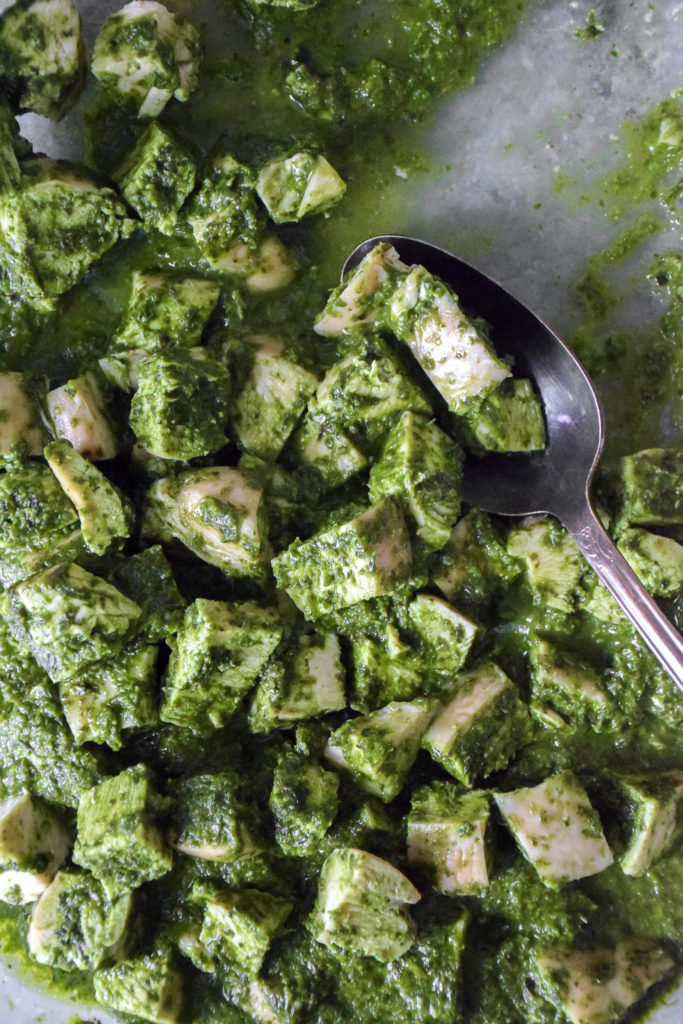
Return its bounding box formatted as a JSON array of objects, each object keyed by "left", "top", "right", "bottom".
[{"left": 343, "top": 235, "right": 683, "bottom": 692}]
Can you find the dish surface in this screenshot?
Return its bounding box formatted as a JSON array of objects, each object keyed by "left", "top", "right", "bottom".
[{"left": 0, "top": 1, "right": 681, "bottom": 1022}]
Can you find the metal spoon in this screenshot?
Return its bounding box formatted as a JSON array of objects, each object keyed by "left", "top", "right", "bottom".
[{"left": 343, "top": 235, "right": 683, "bottom": 693}]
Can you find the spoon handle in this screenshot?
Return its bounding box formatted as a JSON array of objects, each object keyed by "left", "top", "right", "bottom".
[{"left": 564, "top": 499, "right": 683, "bottom": 694}]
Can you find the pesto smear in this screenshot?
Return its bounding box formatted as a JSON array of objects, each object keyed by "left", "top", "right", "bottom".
[
  {"left": 563, "top": 90, "right": 683, "bottom": 461},
  {"left": 0, "top": 4, "right": 680, "bottom": 1024}
]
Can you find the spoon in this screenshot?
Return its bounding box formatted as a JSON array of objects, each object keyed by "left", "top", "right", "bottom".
[{"left": 343, "top": 235, "right": 683, "bottom": 694}]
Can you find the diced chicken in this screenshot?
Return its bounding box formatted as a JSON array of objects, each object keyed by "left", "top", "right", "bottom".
[
  {"left": 534, "top": 939, "right": 675, "bottom": 1024},
  {"left": 314, "top": 243, "right": 404, "bottom": 335},
  {"left": 494, "top": 772, "right": 613, "bottom": 888},
  {"left": 0, "top": 372, "right": 43, "bottom": 455},
  {"left": 47, "top": 374, "right": 118, "bottom": 460},
  {"left": 0, "top": 793, "right": 70, "bottom": 905}
]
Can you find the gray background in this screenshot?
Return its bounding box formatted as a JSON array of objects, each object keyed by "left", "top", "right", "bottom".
[{"left": 1, "top": 0, "right": 682, "bottom": 1021}]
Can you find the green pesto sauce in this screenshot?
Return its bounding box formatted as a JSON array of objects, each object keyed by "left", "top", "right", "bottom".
[{"left": 0, "top": 4, "right": 682, "bottom": 1024}]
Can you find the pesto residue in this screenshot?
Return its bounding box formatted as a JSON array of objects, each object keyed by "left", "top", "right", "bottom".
[
  {"left": 556, "top": 91, "right": 683, "bottom": 458},
  {"left": 574, "top": 9, "right": 605, "bottom": 42}
]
